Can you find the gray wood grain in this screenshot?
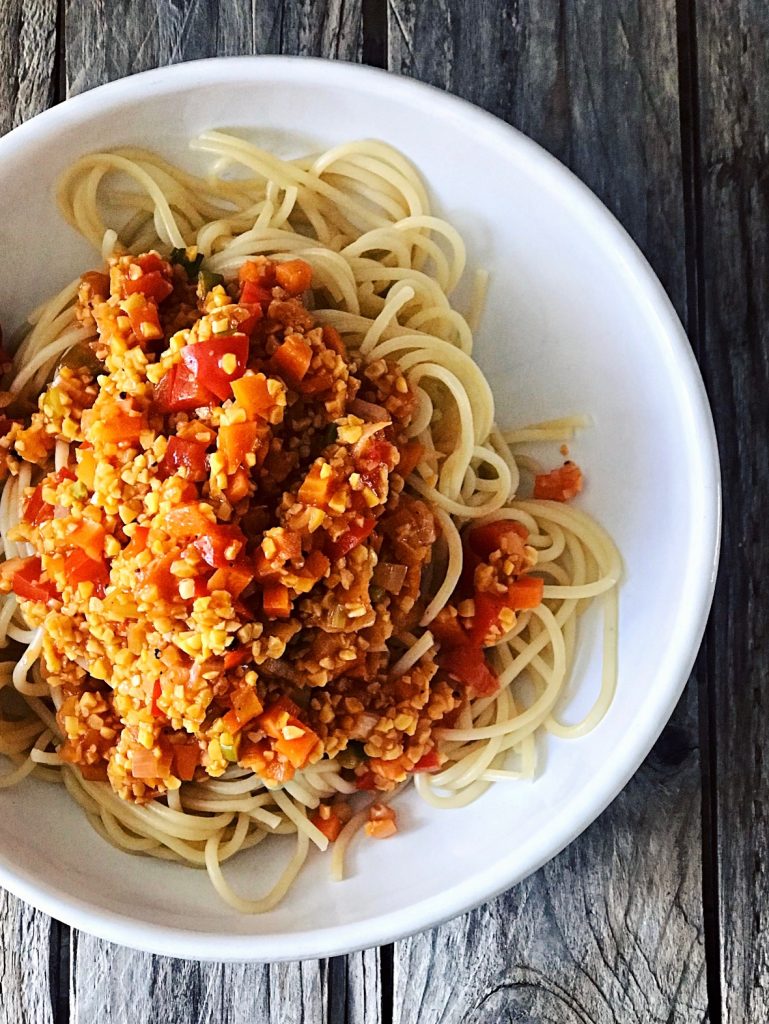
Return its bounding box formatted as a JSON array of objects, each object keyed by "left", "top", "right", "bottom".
[
  {"left": 387, "top": 2, "right": 708, "bottom": 1020},
  {"left": 72, "top": 935, "right": 329, "bottom": 1024},
  {"left": 61, "top": 2, "right": 360, "bottom": 1019},
  {"left": 0, "top": 889, "right": 54, "bottom": 1024},
  {"left": 0, "top": 0, "right": 57, "bottom": 136},
  {"left": 64, "top": 0, "right": 362, "bottom": 96},
  {"left": 0, "top": 3, "right": 59, "bottom": 1022},
  {"left": 695, "top": 1, "right": 769, "bottom": 1021}
]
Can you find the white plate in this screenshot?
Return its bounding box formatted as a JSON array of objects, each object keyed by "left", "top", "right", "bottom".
[{"left": 0, "top": 56, "right": 720, "bottom": 961}]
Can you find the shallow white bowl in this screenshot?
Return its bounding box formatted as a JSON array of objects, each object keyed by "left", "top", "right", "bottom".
[{"left": 0, "top": 56, "right": 720, "bottom": 961}]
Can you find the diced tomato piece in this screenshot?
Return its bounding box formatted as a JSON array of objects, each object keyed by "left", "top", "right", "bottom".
[
  {"left": 64, "top": 549, "right": 109, "bottom": 592},
  {"left": 301, "top": 549, "right": 329, "bottom": 584},
  {"left": 327, "top": 517, "right": 375, "bottom": 560},
  {"left": 8, "top": 556, "right": 58, "bottom": 604},
  {"left": 430, "top": 607, "right": 469, "bottom": 649},
  {"left": 296, "top": 371, "right": 333, "bottom": 396},
  {"left": 124, "top": 270, "right": 173, "bottom": 303},
  {"left": 262, "top": 582, "right": 291, "bottom": 618},
  {"left": 508, "top": 575, "right": 544, "bottom": 609},
  {"left": 23, "top": 468, "right": 76, "bottom": 526},
  {"left": 411, "top": 749, "right": 441, "bottom": 773},
  {"left": 355, "top": 771, "right": 378, "bottom": 791},
  {"left": 150, "top": 678, "right": 163, "bottom": 718},
  {"left": 208, "top": 563, "right": 254, "bottom": 599},
  {"left": 172, "top": 741, "right": 201, "bottom": 782},
  {"left": 155, "top": 362, "right": 215, "bottom": 413},
  {"left": 159, "top": 436, "right": 209, "bottom": 482},
  {"left": 272, "top": 334, "right": 312, "bottom": 382},
  {"left": 442, "top": 645, "right": 499, "bottom": 697},
  {"left": 235, "top": 301, "right": 263, "bottom": 336},
  {"left": 135, "top": 253, "right": 167, "bottom": 274},
  {"left": 218, "top": 421, "right": 258, "bottom": 474},
  {"left": 275, "top": 258, "right": 313, "bottom": 296},
  {"left": 231, "top": 373, "right": 282, "bottom": 421},
  {"left": 81, "top": 270, "right": 110, "bottom": 297},
  {"left": 239, "top": 279, "right": 272, "bottom": 305},
  {"left": 180, "top": 334, "right": 248, "bottom": 403},
  {"left": 533, "top": 463, "right": 583, "bottom": 502},
  {"left": 192, "top": 524, "right": 246, "bottom": 568},
  {"left": 468, "top": 591, "right": 509, "bottom": 647},
  {"left": 66, "top": 520, "right": 105, "bottom": 561},
  {"left": 466, "top": 520, "right": 528, "bottom": 559},
  {"left": 137, "top": 553, "right": 178, "bottom": 602}
]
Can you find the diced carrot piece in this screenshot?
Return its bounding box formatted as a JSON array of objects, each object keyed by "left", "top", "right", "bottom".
[
  {"left": 239, "top": 259, "right": 276, "bottom": 286},
  {"left": 310, "top": 807, "right": 344, "bottom": 842},
  {"left": 218, "top": 421, "right": 258, "bottom": 474},
  {"left": 172, "top": 742, "right": 201, "bottom": 782},
  {"left": 275, "top": 259, "right": 313, "bottom": 296},
  {"left": 507, "top": 575, "right": 544, "bottom": 609},
  {"left": 272, "top": 334, "right": 312, "bottom": 381},
  {"left": 321, "top": 324, "right": 345, "bottom": 355},
  {"left": 66, "top": 520, "right": 105, "bottom": 561},
  {"left": 161, "top": 502, "right": 216, "bottom": 535},
  {"left": 225, "top": 468, "right": 251, "bottom": 504},
  {"left": 364, "top": 802, "right": 397, "bottom": 839},
  {"left": 222, "top": 684, "right": 263, "bottom": 733},
  {"left": 397, "top": 440, "right": 424, "bottom": 480},
  {"left": 297, "top": 463, "right": 333, "bottom": 506},
  {"left": 232, "top": 374, "right": 283, "bottom": 421},
  {"left": 208, "top": 563, "right": 254, "bottom": 599},
  {"left": 262, "top": 582, "right": 291, "bottom": 618},
  {"left": 274, "top": 721, "right": 320, "bottom": 769},
  {"left": 223, "top": 646, "right": 252, "bottom": 671},
  {"left": 301, "top": 549, "right": 330, "bottom": 584}
]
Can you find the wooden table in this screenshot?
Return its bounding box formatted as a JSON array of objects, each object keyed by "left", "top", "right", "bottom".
[{"left": 0, "top": 1, "right": 758, "bottom": 1020}]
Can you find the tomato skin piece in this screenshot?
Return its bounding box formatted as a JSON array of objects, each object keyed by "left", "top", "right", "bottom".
[
  {"left": 23, "top": 468, "right": 76, "bottom": 526},
  {"left": 192, "top": 524, "right": 246, "bottom": 568},
  {"left": 397, "top": 440, "right": 424, "bottom": 480},
  {"left": 533, "top": 463, "right": 583, "bottom": 502},
  {"left": 124, "top": 270, "right": 173, "bottom": 303},
  {"left": 63, "top": 549, "right": 109, "bottom": 592},
  {"left": 430, "top": 607, "right": 469, "bottom": 649},
  {"left": 326, "top": 517, "right": 376, "bottom": 561},
  {"left": 10, "top": 557, "right": 58, "bottom": 604},
  {"left": 154, "top": 363, "right": 215, "bottom": 412},
  {"left": 240, "top": 280, "right": 272, "bottom": 305},
  {"left": 467, "top": 520, "right": 528, "bottom": 559},
  {"left": 172, "top": 742, "right": 201, "bottom": 781},
  {"left": 442, "top": 645, "right": 499, "bottom": 697},
  {"left": 468, "top": 591, "right": 509, "bottom": 647},
  {"left": 159, "top": 436, "right": 209, "bottom": 482},
  {"left": 411, "top": 749, "right": 441, "bottom": 772},
  {"left": 180, "top": 334, "right": 249, "bottom": 402}
]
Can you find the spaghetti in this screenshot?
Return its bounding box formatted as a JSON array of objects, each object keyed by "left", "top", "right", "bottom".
[{"left": 0, "top": 134, "right": 620, "bottom": 913}]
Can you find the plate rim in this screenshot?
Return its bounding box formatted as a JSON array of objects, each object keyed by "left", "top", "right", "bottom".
[{"left": 0, "top": 54, "right": 721, "bottom": 961}]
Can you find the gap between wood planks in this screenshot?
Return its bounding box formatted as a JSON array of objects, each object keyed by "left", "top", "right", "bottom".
[{"left": 675, "top": 0, "right": 721, "bottom": 1020}]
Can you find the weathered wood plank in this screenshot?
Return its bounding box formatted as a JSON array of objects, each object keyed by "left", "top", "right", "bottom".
[
  {"left": 387, "top": 2, "right": 708, "bottom": 1020},
  {"left": 0, "top": 889, "right": 55, "bottom": 1024},
  {"left": 0, "top": 3, "right": 60, "bottom": 1021},
  {"left": 61, "top": 3, "right": 361, "bottom": 1021},
  {"left": 0, "top": 0, "right": 58, "bottom": 136},
  {"left": 694, "top": 2, "right": 769, "bottom": 1021},
  {"left": 71, "top": 935, "right": 329, "bottom": 1024},
  {"left": 64, "top": 0, "right": 362, "bottom": 96}
]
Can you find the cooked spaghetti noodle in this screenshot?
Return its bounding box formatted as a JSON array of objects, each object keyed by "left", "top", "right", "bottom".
[{"left": 0, "top": 134, "right": 620, "bottom": 913}]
